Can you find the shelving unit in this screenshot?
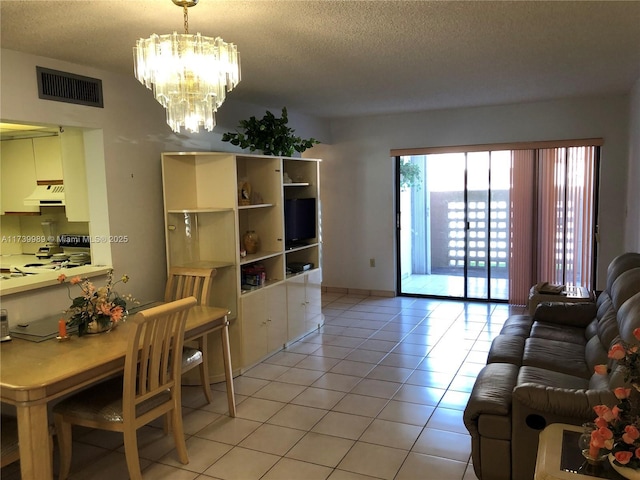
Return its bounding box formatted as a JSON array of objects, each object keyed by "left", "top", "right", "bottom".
[{"left": 162, "top": 151, "right": 322, "bottom": 377}]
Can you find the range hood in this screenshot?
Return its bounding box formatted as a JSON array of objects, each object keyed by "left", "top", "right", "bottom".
[{"left": 24, "top": 184, "right": 65, "bottom": 206}]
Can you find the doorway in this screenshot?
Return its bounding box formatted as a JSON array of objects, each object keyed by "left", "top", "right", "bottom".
[{"left": 396, "top": 151, "right": 510, "bottom": 300}]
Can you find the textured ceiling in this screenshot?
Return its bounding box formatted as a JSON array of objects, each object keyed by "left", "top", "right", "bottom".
[{"left": 1, "top": 0, "right": 640, "bottom": 119}]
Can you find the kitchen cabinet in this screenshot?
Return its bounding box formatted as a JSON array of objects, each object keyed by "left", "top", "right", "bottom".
[
  {"left": 0, "top": 134, "right": 88, "bottom": 220},
  {"left": 32, "top": 136, "right": 63, "bottom": 181},
  {"left": 287, "top": 268, "right": 323, "bottom": 343},
  {"left": 0, "top": 138, "right": 39, "bottom": 214},
  {"left": 240, "top": 283, "right": 287, "bottom": 367},
  {"left": 59, "top": 130, "right": 90, "bottom": 222},
  {"left": 162, "top": 151, "right": 323, "bottom": 373}
]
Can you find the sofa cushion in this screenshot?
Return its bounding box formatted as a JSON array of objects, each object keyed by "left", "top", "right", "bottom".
[
  {"left": 605, "top": 252, "right": 640, "bottom": 293},
  {"left": 530, "top": 322, "right": 587, "bottom": 345},
  {"left": 596, "top": 305, "right": 621, "bottom": 350},
  {"left": 517, "top": 366, "right": 590, "bottom": 390},
  {"left": 487, "top": 335, "right": 525, "bottom": 365},
  {"left": 584, "top": 335, "right": 609, "bottom": 374},
  {"left": 499, "top": 315, "right": 533, "bottom": 337},
  {"left": 523, "top": 337, "right": 590, "bottom": 378},
  {"left": 533, "top": 301, "right": 597, "bottom": 328},
  {"left": 611, "top": 268, "right": 640, "bottom": 311},
  {"left": 617, "top": 292, "right": 640, "bottom": 344}
]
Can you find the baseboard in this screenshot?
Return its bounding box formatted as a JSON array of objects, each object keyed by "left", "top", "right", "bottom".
[{"left": 322, "top": 286, "right": 395, "bottom": 298}]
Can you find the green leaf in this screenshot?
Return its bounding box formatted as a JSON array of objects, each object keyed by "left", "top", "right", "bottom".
[{"left": 221, "top": 107, "right": 321, "bottom": 156}]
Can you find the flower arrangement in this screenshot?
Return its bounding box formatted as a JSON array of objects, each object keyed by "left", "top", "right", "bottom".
[
  {"left": 589, "top": 330, "right": 640, "bottom": 470},
  {"left": 58, "top": 270, "right": 135, "bottom": 337}
]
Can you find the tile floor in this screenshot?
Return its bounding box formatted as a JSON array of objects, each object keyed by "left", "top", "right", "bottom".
[{"left": 2, "top": 292, "right": 526, "bottom": 480}]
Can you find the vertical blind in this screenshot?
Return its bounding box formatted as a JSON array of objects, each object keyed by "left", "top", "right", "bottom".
[{"left": 509, "top": 145, "right": 599, "bottom": 305}]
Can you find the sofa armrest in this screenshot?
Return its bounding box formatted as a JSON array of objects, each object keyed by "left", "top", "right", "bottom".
[
  {"left": 464, "top": 363, "right": 519, "bottom": 435},
  {"left": 513, "top": 383, "right": 616, "bottom": 419},
  {"left": 533, "top": 302, "right": 597, "bottom": 328}
]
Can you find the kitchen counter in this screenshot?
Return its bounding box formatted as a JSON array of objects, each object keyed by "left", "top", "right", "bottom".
[
  {"left": 0, "top": 254, "right": 43, "bottom": 270},
  {"left": 0, "top": 255, "right": 111, "bottom": 296}
]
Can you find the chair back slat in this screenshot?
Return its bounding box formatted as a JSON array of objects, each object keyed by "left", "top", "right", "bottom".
[
  {"left": 122, "top": 297, "right": 196, "bottom": 418},
  {"left": 165, "top": 266, "right": 216, "bottom": 305}
]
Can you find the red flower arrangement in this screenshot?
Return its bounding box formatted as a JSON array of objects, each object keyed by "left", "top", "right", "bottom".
[{"left": 590, "top": 328, "right": 640, "bottom": 470}]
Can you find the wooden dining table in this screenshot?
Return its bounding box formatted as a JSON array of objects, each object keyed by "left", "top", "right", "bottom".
[{"left": 0, "top": 304, "right": 234, "bottom": 480}]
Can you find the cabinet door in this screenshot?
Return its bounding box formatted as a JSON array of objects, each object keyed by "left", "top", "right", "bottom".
[
  {"left": 60, "top": 130, "right": 90, "bottom": 222},
  {"left": 286, "top": 275, "right": 307, "bottom": 342},
  {"left": 240, "top": 291, "right": 268, "bottom": 367},
  {"left": 304, "top": 268, "right": 323, "bottom": 331},
  {"left": 0, "top": 138, "right": 39, "bottom": 214},
  {"left": 266, "top": 283, "right": 287, "bottom": 352},
  {"left": 33, "top": 136, "right": 63, "bottom": 181}
]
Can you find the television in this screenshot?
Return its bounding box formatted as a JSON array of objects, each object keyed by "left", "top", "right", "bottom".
[{"left": 284, "top": 198, "right": 316, "bottom": 249}]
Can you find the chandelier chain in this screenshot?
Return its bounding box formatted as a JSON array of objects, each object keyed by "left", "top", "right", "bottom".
[{"left": 183, "top": 4, "right": 189, "bottom": 34}]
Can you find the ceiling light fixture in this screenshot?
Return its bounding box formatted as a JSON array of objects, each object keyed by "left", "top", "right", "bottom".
[{"left": 133, "top": 0, "right": 240, "bottom": 133}]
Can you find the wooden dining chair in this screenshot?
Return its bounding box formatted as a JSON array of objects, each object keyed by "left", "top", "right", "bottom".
[
  {"left": 164, "top": 266, "right": 236, "bottom": 416},
  {"left": 1, "top": 414, "right": 20, "bottom": 468},
  {"left": 53, "top": 297, "right": 197, "bottom": 480}
]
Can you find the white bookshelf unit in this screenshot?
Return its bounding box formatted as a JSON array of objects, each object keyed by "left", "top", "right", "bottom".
[{"left": 162, "top": 152, "right": 323, "bottom": 378}]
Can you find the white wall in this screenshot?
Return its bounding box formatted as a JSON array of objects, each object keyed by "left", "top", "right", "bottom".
[
  {"left": 626, "top": 78, "right": 640, "bottom": 252},
  {"left": 322, "top": 96, "right": 631, "bottom": 293},
  {"left": 0, "top": 48, "right": 329, "bottom": 322},
  {"left": 1, "top": 47, "right": 636, "bottom": 322}
]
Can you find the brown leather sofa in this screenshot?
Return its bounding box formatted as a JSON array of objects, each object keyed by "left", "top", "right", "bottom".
[{"left": 463, "top": 252, "right": 640, "bottom": 480}]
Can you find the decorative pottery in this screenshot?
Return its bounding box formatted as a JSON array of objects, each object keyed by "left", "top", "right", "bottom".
[
  {"left": 243, "top": 230, "right": 260, "bottom": 254},
  {"left": 238, "top": 181, "right": 251, "bottom": 205},
  {"left": 86, "top": 320, "right": 116, "bottom": 334},
  {"left": 609, "top": 454, "right": 640, "bottom": 480}
]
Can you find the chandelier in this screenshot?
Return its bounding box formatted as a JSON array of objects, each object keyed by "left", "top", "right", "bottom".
[{"left": 133, "top": 0, "right": 240, "bottom": 133}]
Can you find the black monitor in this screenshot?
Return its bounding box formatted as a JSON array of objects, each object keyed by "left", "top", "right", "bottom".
[{"left": 284, "top": 198, "right": 316, "bottom": 248}]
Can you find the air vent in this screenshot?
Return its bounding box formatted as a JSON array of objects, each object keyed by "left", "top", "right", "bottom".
[{"left": 36, "top": 66, "right": 104, "bottom": 108}]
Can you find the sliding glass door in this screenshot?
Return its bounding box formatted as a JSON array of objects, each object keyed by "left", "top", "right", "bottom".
[
  {"left": 397, "top": 151, "right": 510, "bottom": 301},
  {"left": 396, "top": 143, "right": 598, "bottom": 304}
]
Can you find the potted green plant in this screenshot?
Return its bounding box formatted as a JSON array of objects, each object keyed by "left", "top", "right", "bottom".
[
  {"left": 222, "top": 107, "right": 319, "bottom": 157},
  {"left": 400, "top": 161, "right": 422, "bottom": 191}
]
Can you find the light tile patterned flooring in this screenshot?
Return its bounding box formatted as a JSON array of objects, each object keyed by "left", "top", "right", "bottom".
[{"left": 2, "top": 292, "right": 526, "bottom": 480}]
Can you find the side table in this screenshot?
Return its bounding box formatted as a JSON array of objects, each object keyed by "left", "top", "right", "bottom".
[{"left": 535, "top": 423, "right": 625, "bottom": 480}]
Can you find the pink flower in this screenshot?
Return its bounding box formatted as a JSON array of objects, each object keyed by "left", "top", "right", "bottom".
[
  {"left": 634, "top": 328, "right": 640, "bottom": 341},
  {"left": 57, "top": 274, "right": 67, "bottom": 283},
  {"left": 591, "top": 427, "right": 613, "bottom": 448},
  {"left": 614, "top": 387, "right": 632, "bottom": 400},
  {"left": 612, "top": 405, "right": 622, "bottom": 419},
  {"left": 110, "top": 306, "right": 124, "bottom": 322},
  {"left": 615, "top": 451, "right": 634, "bottom": 465},
  {"left": 609, "top": 343, "right": 627, "bottom": 360},
  {"left": 70, "top": 276, "right": 82, "bottom": 285},
  {"left": 594, "top": 364, "right": 608, "bottom": 375},
  {"left": 595, "top": 417, "right": 609, "bottom": 428},
  {"left": 635, "top": 447, "right": 640, "bottom": 459},
  {"left": 623, "top": 425, "right": 640, "bottom": 444},
  {"left": 594, "top": 405, "right": 617, "bottom": 422}
]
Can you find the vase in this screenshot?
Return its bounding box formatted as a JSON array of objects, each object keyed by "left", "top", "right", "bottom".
[
  {"left": 243, "top": 230, "right": 260, "bottom": 254},
  {"left": 608, "top": 454, "right": 640, "bottom": 480},
  {"left": 578, "top": 423, "right": 607, "bottom": 465},
  {"left": 86, "top": 319, "right": 115, "bottom": 334}
]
